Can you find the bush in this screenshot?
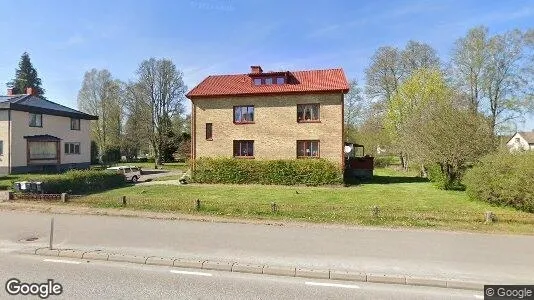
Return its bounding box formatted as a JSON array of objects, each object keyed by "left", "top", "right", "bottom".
[
  {"left": 373, "top": 156, "right": 399, "bottom": 168},
  {"left": 464, "top": 151, "right": 534, "bottom": 212},
  {"left": 19, "top": 170, "right": 126, "bottom": 194},
  {"left": 192, "top": 158, "right": 342, "bottom": 185},
  {"left": 425, "top": 163, "right": 466, "bottom": 191}
]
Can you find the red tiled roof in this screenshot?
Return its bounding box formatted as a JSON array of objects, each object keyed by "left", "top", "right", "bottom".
[{"left": 186, "top": 68, "right": 349, "bottom": 99}]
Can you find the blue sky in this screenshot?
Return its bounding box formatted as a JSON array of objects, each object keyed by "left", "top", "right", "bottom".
[{"left": 0, "top": 0, "right": 533, "bottom": 130}]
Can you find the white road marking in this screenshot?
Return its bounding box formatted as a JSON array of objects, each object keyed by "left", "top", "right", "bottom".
[
  {"left": 170, "top": 270, "right": 213, "bottom": 277},
  {"left": 43, "top": 259, "right": 82, "bottom": 265},
  {"left": 474, "top": 295, "right": 484, "bottom": 299},
  {"left": 305, "top": 281, "right": 361, "bottom": 289}
]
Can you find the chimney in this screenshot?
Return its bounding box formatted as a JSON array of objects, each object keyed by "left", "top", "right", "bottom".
[
  {"left": 26, "top": 87, "right": 36, "bottom": 96},
  {"left": 250, "top": 65, "right": 263, "bottom": 74},
  {"left": 7, "top": 88, "right": 14, "bottom": 96}
]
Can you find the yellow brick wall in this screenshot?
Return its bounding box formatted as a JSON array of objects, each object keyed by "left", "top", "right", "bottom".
[{"left": 192, "top": 93, "right": 344, "bottom": 166}]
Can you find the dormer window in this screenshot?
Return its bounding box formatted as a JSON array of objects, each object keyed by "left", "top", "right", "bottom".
[{"left": 252, "top": 76, "right": 285, "bottom": 86}]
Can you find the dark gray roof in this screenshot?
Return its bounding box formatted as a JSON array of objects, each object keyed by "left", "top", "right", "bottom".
[
  {"left": 0, "top": 94, "right": 98, "bottom": 120},
  {"left": 23, "top": 134, "right": 62, "bottom": 141}
]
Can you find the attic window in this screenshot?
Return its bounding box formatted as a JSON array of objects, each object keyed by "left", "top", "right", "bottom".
[{"left": 252, "top": 76, "right": 284, "bottom": 86}]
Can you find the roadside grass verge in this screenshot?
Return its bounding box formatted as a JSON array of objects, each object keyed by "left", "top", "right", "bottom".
[{"left": 57, "top": 168, "right": 534, "bottom": 234}]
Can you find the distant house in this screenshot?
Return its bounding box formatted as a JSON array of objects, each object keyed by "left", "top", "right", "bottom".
[
  {"left": 186, "top": 65, "right": 350, "bottom": 167},
  {"left": 506, "top": 131, "right": 534, "bottom": 151},
  {"left": 0, "top": 87, "right": 98, "bottom": 174}
]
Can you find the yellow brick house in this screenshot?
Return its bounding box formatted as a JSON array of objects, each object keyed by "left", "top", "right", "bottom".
[{"left": 186, "top": 66, "right": 349, "bottom": 168}]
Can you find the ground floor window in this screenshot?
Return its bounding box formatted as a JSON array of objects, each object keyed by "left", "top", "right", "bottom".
[
  {"left": 297, "top": 140, "right": 319, "bottom": 158},
  {"left": 233, "top": 140, "right": 254, "bottom": 157},
  {"left": 29, "top": 141, "right": 58, "bottom": 160},
  {"left": 65, "top": 142, "right": 81, "bottom": 154}
]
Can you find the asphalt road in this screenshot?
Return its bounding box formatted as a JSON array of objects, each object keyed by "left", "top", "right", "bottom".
[
  {"left": 0, "top": 253, "right": 483, "bottom": 299},
  {"left": 0, "top": 210, "right": 532, "bottom": 283}
]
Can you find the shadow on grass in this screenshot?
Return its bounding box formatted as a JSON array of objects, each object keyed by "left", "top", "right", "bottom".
[
  {"left": 344, "top": 175, "right": 429, "bottom": 186},
  {"left": 140, "top": 170, "right": 169, "bottom": 175}
]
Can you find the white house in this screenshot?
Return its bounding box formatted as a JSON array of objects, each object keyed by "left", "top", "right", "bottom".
[
  {"left": 0, "top": 87, "right": 97, "bottom": 174},
  {"left": 506, "top": 131, "right": 534, "bottom": 151}
]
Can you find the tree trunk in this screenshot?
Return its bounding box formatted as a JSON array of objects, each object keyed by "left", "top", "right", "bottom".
[{"left": 420, "top": 164, "right": 428, "bottom": 178}]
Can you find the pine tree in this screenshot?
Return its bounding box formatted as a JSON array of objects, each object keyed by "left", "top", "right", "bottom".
[{"left": 8, "top": 52, "right": 45, "bottom": 97}]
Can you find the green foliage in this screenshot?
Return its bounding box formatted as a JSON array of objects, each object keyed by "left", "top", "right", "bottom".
[
  {"left": 102, "top": 147, "right": 121, "bottom": 165},
  {"left": 17, "top": 170, "right": 126, "bottom": 194},
  {"left": 90, "top": 141, "right": 99, "bottom": 164},
  {"left": 426, "top": 164, "right": 466, "bottom": 191},
  {"left": 464, "top": 151, "right": 534, "bottom": 212},
  {"left": 193, "top": 158, "right": 342, "bottom": 185},
  {"left": 373, "top": 156, "right": 399, "bottom": 168},
  {"left": 8, "top": 52, "right": 45, "bottom": 97}
]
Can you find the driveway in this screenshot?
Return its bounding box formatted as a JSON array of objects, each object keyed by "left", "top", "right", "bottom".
[{"left": 137, "top": 169, "right": 183, "bottom": 183}]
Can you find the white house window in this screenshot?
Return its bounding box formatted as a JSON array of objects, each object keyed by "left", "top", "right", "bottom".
[
  {"left": 70, "top": 118, "right": 81, "bottom": 130},
  {"left": 65, "top": 142, "right": 81, "bottom": 155},
  {"left": 515, "top": 138, "right": 521, "bottom": 143},
  {"left": 29, "top": 113, "right": 42, "bottom": 127},
  {"left": 29, "top": 141, "right": 57, "bottom": 160}
]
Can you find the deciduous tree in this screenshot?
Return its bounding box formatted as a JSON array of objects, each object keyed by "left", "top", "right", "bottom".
[{"left": 77, "top": 69, "right": 123, "bottom": 163}]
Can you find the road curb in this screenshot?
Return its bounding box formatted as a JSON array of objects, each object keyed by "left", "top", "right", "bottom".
[{"left": 27, "top": 247, "right": 486, "bottom": 291}]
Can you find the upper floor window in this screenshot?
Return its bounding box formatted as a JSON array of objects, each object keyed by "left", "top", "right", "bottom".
[
  {"left": 297, "top": 104, "right": 320, "bottom": 122},
  {"left": 0, "top": 140, "right": 3, "bottom": 156},
  {"left": 29, "top": 113, "right": 42, "bottom": 127},
  {"left": 253, "top": 78, "right": 262, "bottom": 85},
  {"left": 515, "top": 138, "right": 521, "bottom": 143},
  {"left": 265, "top": 78, "right": 273, "bottom": 85},
  {"left": 233, "top": 140, "right": 254, "bottom": 158},
  {"left": 276, "top": 77, "right": 285, "bottom": 84},
  {"left": 234, "top": 106, "right": 254, "bottom": 124},
  {"left": 70, "top": 118, "right": 81, "bottom": 130}
]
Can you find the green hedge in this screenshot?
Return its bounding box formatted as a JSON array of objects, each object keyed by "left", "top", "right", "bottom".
[
  {"left": 193, "top": 158, "right": 343, "bottom": 185},
  {"left": 463, "top": 151, "right": 534, "bottom": 212},
  {"left": 18, "top": 170, "right": 126, "bottom": 194}
]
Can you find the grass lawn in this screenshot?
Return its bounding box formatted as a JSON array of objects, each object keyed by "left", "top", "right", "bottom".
[{"left": 67, "top": 168, "right": 534, "bottom": 234}]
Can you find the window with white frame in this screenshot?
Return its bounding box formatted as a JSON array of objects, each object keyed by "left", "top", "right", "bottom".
[{"left": 65, "top": 142, "right": 80, "bottom": 155}]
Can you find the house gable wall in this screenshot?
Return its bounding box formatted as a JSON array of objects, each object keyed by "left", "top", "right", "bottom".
[
  {"left": 507, "top": 133, "right": 534, "bottom": 151},
  {"left": 193, "top": 93, "right": 343, "bottom": 165},
  {"left": 10, "top": 110, "right": 92, "bottom": 169}
]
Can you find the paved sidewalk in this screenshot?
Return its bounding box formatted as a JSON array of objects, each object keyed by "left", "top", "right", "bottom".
[{"left": 1, "top": 210, "right": 532, "bottom": 284}]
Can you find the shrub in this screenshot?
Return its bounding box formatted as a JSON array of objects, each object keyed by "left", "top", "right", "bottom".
[
  {"left": 463, "top": 151, "right": 534, "bottom": 212},
  {"left": 192, "top": 158, "right": 342, "bottom": 185},
  {"left": 425, "top": 163, "right": 466, "bottom": 190},
  {"left": 373, "top": 156, "right": 399, "bottom": 168},
  {"left": 17, "top": 170, "right": 126, "bottom": 194}
]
